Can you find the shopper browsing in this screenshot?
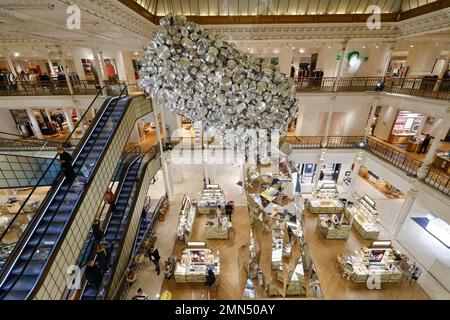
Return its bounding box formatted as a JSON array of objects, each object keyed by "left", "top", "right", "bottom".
[
  {"left": 225, "top": 201, "right": 234, "bottom": 222},
  {"left": 205, "top": 268, "right": 216, "bottom": 287},
  {"left": 57, "top": 146, "right": 76, "bottom": 183},
  {"left": 148, "top": 245, "right": 161, "bottom": 275}
]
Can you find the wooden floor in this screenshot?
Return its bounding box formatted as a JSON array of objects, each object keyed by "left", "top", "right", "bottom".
[
  {"left": 158, "top": 204, "right": 430, "bottom": 300},
  {"left": 302, "top": 209, "right": 430, "bottom": 300}
]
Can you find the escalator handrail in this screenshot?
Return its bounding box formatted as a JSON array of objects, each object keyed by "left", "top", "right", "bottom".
[
  {"left": 86, "top": 145, "right": 160, "bottom": 300},
  {"left": 0, "top": 85, "right": 133, "bottom": 299},
  {"left": 67, "top": 150, "right": 142, "bottom": 300},
  {"left": 79, "top": 155, "right": 143, "bottom": 300},
  {"left": 0, "top": 85, "right": 108, "bottom": 245},
  {"left": 76, "top": 144, "right": 142, "bottom": 270}
]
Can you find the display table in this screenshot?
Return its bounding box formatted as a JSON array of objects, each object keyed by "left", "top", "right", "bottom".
[
  {"left": 345, "top": 206, "right": 380, "bottom": 240},
  {"left": 204, "top": 216, "right": 230, "bottom": 239},
  {"left": 176, "top": 195, "right": 196, "bottom": 243},
  {"left": 389, "top": 133, "right": 414, "bottom": 144},
  {"left": 174, "top": 247, "right": 220, "bottom": 283},
  {"left": 341, "top": 244, "right": 404, "bottom": 285},
  {"left": 196, "top": 185, "right": 226, "bottom": 215},
  {"left": 316, "top": 215, "right": 351, "bottom": 240},
  {"left": 308, "top": 199, "right": 344, "bottom": 214},
  {"left": 406, "top": 141, "right": 420, "bottom": 153}
]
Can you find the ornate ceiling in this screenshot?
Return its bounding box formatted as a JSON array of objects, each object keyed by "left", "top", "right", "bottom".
[{"left": 132, "top": 0, "right": 440, "bottom": 16}]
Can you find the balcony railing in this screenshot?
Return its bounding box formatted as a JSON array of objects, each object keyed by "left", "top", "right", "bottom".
[
  {"left": 296, "top": 77, "right": 450, "bottom": 100},
  {"left": 424, "top": 168, "right": 450, "bottom": 196},
  {"left": 282, "top": 136, "right": 364, "bottom": 149},
  {"left": 0, "top": 80, "right": 127, "bottom": 96},
  {"left": 283, "top": 135, "right": 450, "bottom": 196},
  {"left": 365, "top": 137, "right": 422, "bottom": 175}
]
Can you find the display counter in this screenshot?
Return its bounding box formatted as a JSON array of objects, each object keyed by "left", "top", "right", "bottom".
[
  {"left": 176, "top": 195, "right": 196, "bottom": 243},
  {"left": 308, "top": 199, "right": 344, "bottom": 214},
  {"left": 340, "top": 243, "right": 405, "bottom": 285},
  {"left": 196, "top": 185, "right": 226, "bottom": 215},
  {"left": 344, "top": 195, "right": 380, "bottom": 240},
  {"left": 204, "top": 216, "right": 230, "bottom": 239},
  {"left": 389, "top": 133, "right": 414, "bottom": 145},
  {"left": 316, "top": 214, "right": 351, "bottom": 240},
  {"left": 174, "top": 247, "right": 220, "bottom": 283},
  {"left": 312, "top": 183, "right": 339, "bottom": 199}
]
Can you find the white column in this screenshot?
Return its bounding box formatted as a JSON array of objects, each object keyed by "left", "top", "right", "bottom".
[
  {"left": 26, "top": 108, "right": 44, "bottom": 139},
  {"left": 434, "top": 50, "right": 450, "bottom": 91},
  {"left": 333, "top": 40, "right": 349, "bottom": 91},
  {"left": 393, "top": 181, "right": 419, "bottom": 237},
  {"left": 313, "top": 149, "right": 326, "bottom": 191},
  {"left": 44, "top": 108, "right": 52, "bottom": 123},
  {"left": 59, "top": 58, "right": 74, "bottom": 95},
  {"left": 71, "top": 48, "right": 87, "bottom": 80},
  {"left": 165, "top": 152, "right": 174, "bottom": 193},
  {"left": 417, "top": 113, "right": 450, "bottom": 180},
  {"left": 294, "top": 105, "right": 304, "bottom": 136},
  {"left": 364, "top": 99, "right": 379, "bottom": 137},
  {"left": 47, "top": 59, "right": 56, "bottom": 77},
  {"left": 6, "top": 56, "right": 18, "bottom": 79},
  {"left": 63, "top": 108, "right": 75, "bottom": 133},
  {"left": 321, "top": 102, "right": 334, "bottom": 147},
  {"left": 75, "top": 107, "right": 85, "bottom": 134},
  {"left": 154, "top": 109, "right": 172, "bottom": 194},
  {"left": 97, "top": 50, "right": 107, "bottom": 81},
  {"left": 381, "top": 42, "right": 395, "bottom": 77},
  {"left": 348, "top": 150, "right": 364, "bottom": 194},
  {"left": 415, "top": 115, "right": 427, "bottom": 139},
  {"left": 91, "top": 48, "right": 106, "bottom": 89},
  {"left": 279, "top": 45, "right": 294, "bottom": 75}
]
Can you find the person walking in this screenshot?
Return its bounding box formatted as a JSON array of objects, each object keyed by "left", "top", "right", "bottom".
[
  {"left": 85, "top": 260, "right": 102, "bottom": 288},
  {"left": 57, "top": 146, "right": 76, "bottom": 183},
  {"left": 104, "top": 187, "right": 116, "bottom": 210},
  {"left": 225, "top": 201, "right": 234, "bottom": 222},
  {"left": 96, "top": 243, "right": 110, "bottom": 273},
  {"left": 91, "top": 219, "right": 104, "bottom": 243},
  {"left": 148, "top": 245, "right": 161, "bottom": 275},
  {"left": 418, "top": 134, "right": 432, "bottom": 154}
]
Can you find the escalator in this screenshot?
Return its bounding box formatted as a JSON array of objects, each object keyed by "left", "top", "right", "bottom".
[
  {"left": 0, "top": 90, "right": 138, "bottom": 299},
  {"left": 79, "top": 147, "right": 160, "bottom": 300},
  {"left": 80, "top": 155, "right": 143, "bottom": 300}
]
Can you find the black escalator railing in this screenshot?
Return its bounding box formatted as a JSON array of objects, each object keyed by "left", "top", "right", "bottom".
[
  {"left": 0, "top": 86, "right": 108, "bottom": 250},
  {"left": 62, "top": 146, "right": 141, "bottom": 300},
  {"left": 0, "top": 85, "right": 135, "bottom": 299},
  {"left": 80, "top": 146, "right": 159, "bottom": 300}
]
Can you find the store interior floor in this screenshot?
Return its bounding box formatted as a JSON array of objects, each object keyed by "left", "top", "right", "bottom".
[{"left": 125, "top": 163, "right": 432, "bottom": 300}]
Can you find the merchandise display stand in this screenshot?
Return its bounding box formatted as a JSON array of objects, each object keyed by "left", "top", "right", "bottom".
[
  {"left": 197, "top": 184, "right": 226, "bottom": 215},
  {"left": 338, "top": 240, "right": 405, "bottom": 285},
  {"left": 174, "top": 242, "right": 220, "bottom": 283},
  {"left": 344, "top": 194, "right": 380, "bottom": 240},
  {"left": 176, "top": 195, "right": 196, "bottom": 243},
  {"left": 204, "top": 215, "right": 230, "bottom": 239},
  {"left": 308, "top": 199, "right": 344, "bottom": 214},
  {"left": 316, "top": 214, "right": 351, "bottom": 239}
]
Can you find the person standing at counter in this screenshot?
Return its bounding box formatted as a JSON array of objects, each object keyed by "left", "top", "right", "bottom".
[
  {"left": 205, "top": 268, "right": 216, "bottom": 288},
  {"left": 417, "top": 134, "right": 432, "bottom": 154},
  {"left": 148, "top": 245, "right": 161, "bottom": 275}
]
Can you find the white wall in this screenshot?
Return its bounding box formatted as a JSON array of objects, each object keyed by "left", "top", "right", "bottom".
[
  {"left": 0, "top": 108, "right": 20, "bottom": 134},
  {"left": 405, "top": 42, "right": 443, "bottom": 77},
  {"left": 373, "top": 105, "right": 398, "bottom": 141},
  {"left": 297, "top": 94, "right": 373, "bottom": 136},
  {"left": 316, "top": 45, "right": 339, "bottom": 77}
]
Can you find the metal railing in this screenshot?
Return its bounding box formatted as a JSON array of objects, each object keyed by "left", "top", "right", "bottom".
[
  {"left": 326, "top": 136, "right": 364, "bottom": 148},
  {"left": 0, "top": 80, "right": 126, "bottom": 96},
  {"left": 424, "top": 167, "right": 450, "bottom": 196},
  {"left": 282, "top": 136, "right": 324, "bottom": 149},
  {"left": 296, "top": 76, "right": 450, "bottom": 100},
  {"left": 0, "top": 85, "right": 109, "bottom": 253},
  {"left": 365, "top": 137, "right": 423, "bottom": 175}
]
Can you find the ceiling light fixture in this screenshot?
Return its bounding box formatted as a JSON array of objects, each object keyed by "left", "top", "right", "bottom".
[
  {"left": 292, "top": 46, "right": 295, "bottom": 50},
  {"left": 410, "top": 45, "right": 414, "bottom": 48},
  {"left": 299, "top": 48, "right": 305, "bottom": 53},
  {"left": 14, "top": 52, "right": 19, "bottom": 57}
]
